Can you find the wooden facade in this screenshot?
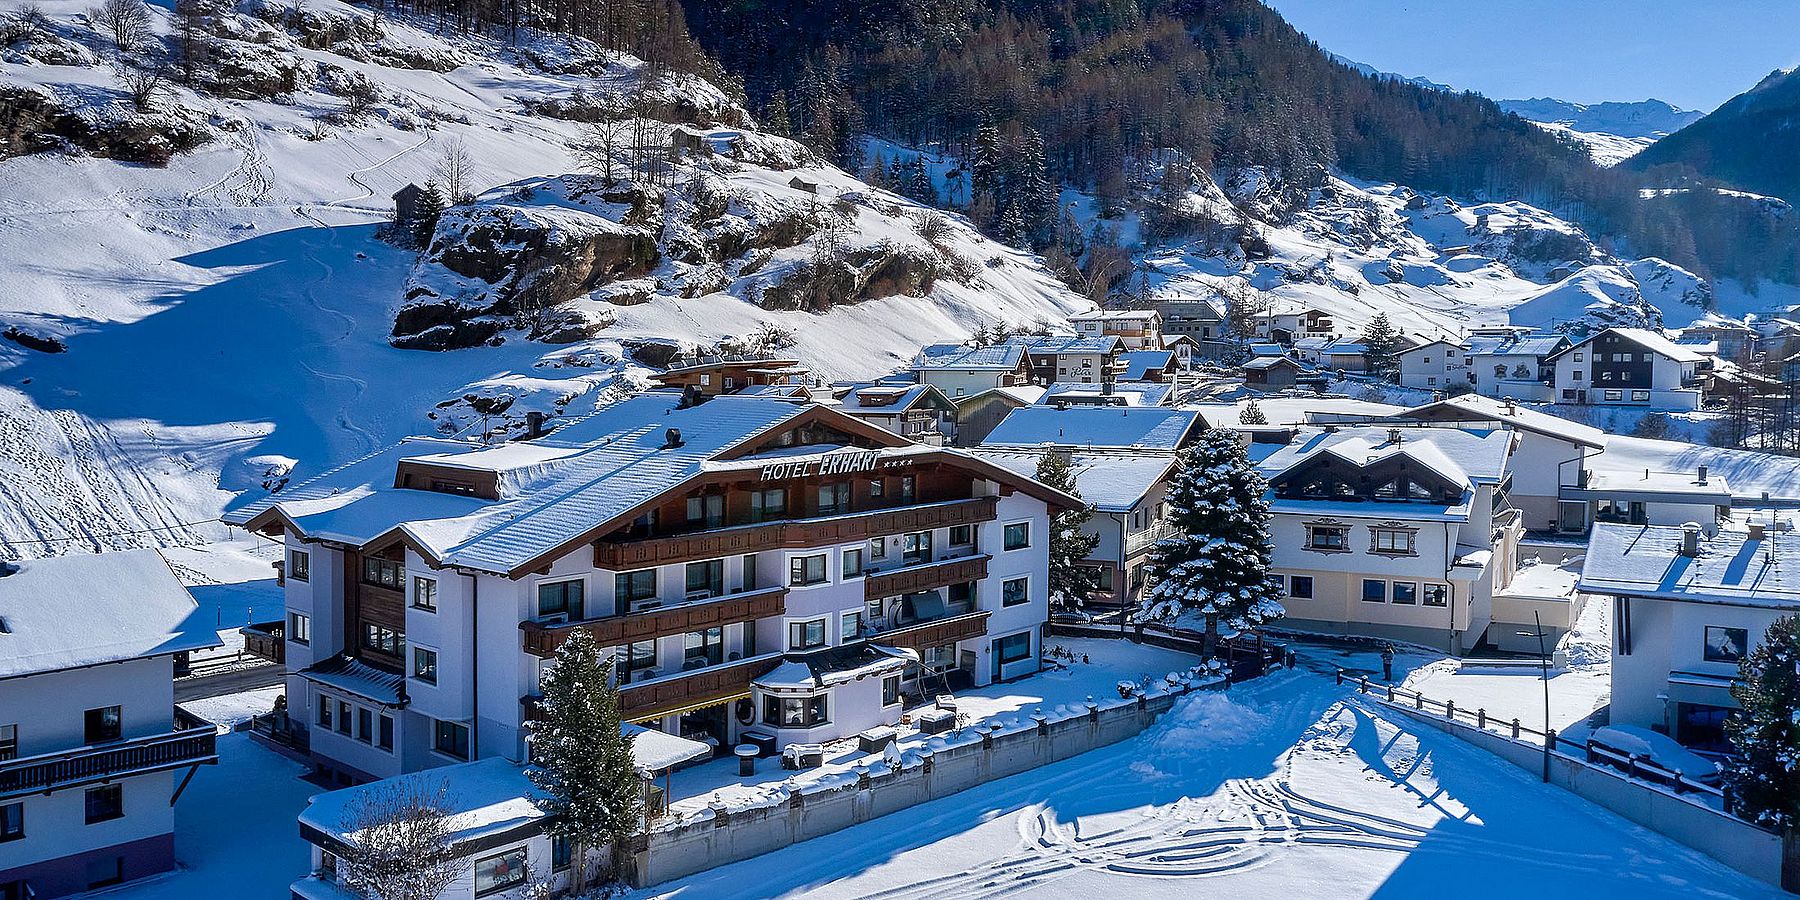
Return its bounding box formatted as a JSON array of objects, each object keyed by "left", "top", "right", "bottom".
[
  {"left": 594, "top": 497, "right": 999, "bottom": 569},
  {"left": 520, "top": 587, "right": 789, "bottom": 658},
  {"left": 863, "top": 555, "right": 990, "bottom": 600}
]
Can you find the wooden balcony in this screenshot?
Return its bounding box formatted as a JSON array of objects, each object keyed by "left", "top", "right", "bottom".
[
  {"left": 593, "top": 497, "right": 999, "bottom": 569},
  {"left": 520, "top": 586, "right": 788, "bottom": 658},
  {"left": 870, "top": 611, "right": 990, "bottom": 650},
  {"left": 0, "top": 717, "right": 218, "bottom": 801},
  {"left": 241, "top": 620, "right": 285, "bottom": 665},
  {"left": 864, "top": 554, "right": 990, "bottom": 600},
  {"left": 618, "top": 654, "right": 783, "bottom": 722}
]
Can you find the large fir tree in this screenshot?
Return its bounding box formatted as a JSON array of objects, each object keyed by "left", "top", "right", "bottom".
[
  {"left": 1725, "top": 615, "right": 1800, "bottom": 831},
  {"left": 1138, "top": 428, "right": 1283, "bottom": 655},
  {"left": 1360, "top": 312, "right": 1402, "bottom": 380},
  {"left": 1035, "top": 451, "right": 1101, "bottom": 609},
  {"left": 527, "top": 630, "right": 642, "bottom": 891}
]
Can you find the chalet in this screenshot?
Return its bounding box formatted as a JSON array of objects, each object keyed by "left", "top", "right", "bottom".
[
  {"left": 949, "top": 385, "right": 1045, "bottom": 448},
  {"left": 1068, "top": 309, "right": 1163, "bottom": 350},
  {"left": 1019, "top": 335, "right": 1123, "bottom": 384},
  {"left": 975, "top": 449, "right": 1180, "bottom": 610},
  {"left": 1394, "top": 339, "right": 1469, "bottom": 392},
  {"left": 1255, "top": 306, "right": 1334, "bottom": 345},
  {"left": 392, "top": 183, "right": 424, "bottom": 233},
  {"left": 1153, "top": 298, "right": 1231, "bottom": 358},
  {"left": 1465, "top": 332, "right": 1569, "bottom": 402},
  {"left": 1039, "top": 380, "right": 1173, "bottom": 407},
  {"left": 224, "top": 393, "right": 1078, "bottom": 785},
  {"left": 1680, "top": 313, "right": 1758, "bottom": 364},
  {"left": 1117, "top": 349, "right": 1175, "bottom": 383},
  {"left": 1158, "top": 335, "right": 1202, "bottom": 370},
  {"left": 1242, "top": 354, "right": 1304, "bottom": 389},
  {"left": 830, "top": 383, "right": 958, "bottom": 445},
  {"left": 651, "top": 354, "right": 809, "bottom": 398},
  {"left": 979, "top": 405, "right": 1203, "bottom": 453},
  {"left": 0, "top": 551, "right": 221, "bottom": 898},
  {"left": 1297, "top": 338, "right": 1367, "bottom": 373},
  {"left": 1256, "top": 425, "right": 1525, "bottom": 654},
  {"left": 1582, "top": 522, "right": 1800, "bottom": 753},
  {"left": 1396, "top": 395, "right": 1606, "bottom": 535},
  {"left": 1546, "top": 328, "right": 1709, "bottom": 409},
  {"left": 787, "top": 175, "right": 822, "bottom": 194},
  {"left": 908, "top": 343, "right": 1033, "bottom": 399}
]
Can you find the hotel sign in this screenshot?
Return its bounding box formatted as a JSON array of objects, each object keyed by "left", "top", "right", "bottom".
[{"left": 758, "top": 450, "right": 911, "bottom": 481}]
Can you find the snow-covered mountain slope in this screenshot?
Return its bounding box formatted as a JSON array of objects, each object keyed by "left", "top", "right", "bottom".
[
  {"left": 0, "top": 0, "right": 1088, "bottom": 556},
  {"left": 1496, "top": 98, "right": 1704, "bottom": 167}
]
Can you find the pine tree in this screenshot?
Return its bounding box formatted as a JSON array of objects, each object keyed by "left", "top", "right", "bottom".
[
  {"left": 1725, "top": 615, "right": 1800, "bottom": 830},
  {"left": 412, "top": 180, "right": 446, "bottom": 250},
  {"left": 527, "top": 630, "right": 642, "bottom": 892},
  {"left": 1239, "top": 399, "right": 1268, "bottom": 425},
  {"left": 970, "top": 124, "right": 1002, "bottom": 229},
  {"left": 1138, "top": 428, "right": 1283, "bottom": 656},
  {"left": 1035, "top": 451, "right": 1101, "bottom": 609},
  {"left": 997, "top": 204, "right": 1029, "bottom": 249},
  {"left": 763, "top": 90, "right": 792, "bottom": 138},
  {"left": 1360, "top": 312, "right": 1403, "bottom": 380}
]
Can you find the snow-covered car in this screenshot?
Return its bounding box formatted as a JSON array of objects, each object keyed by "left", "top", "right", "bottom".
[{"left": 1586, "top": 725, "right": 1723, "bottom": 786}]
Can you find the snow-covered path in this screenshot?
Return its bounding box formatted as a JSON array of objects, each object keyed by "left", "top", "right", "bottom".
[{"left": 640, "top": 669, "right": 1781, "bottom": 900}]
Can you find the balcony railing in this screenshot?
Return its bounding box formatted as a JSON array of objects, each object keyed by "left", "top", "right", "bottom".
[
  {"left": 1124, "top": 521, "right": 1179, "bottom": 555},
  {"left": 868, "top": 610, "right": 990, "bottom": 650},
  {"left": 241, "top": 620, "right": 285, "bottom": 664},
  {"left": 593, "top": 497, "right": 999, "bottom": 569},
  {"left": 520, "top": 586, "right": 788, "bottom": 658},
  {"left": 525, "top": 653, "right": 785, "bottom": 723},
  {"left": 0, "top": 716, "right": 218, "bottom": 801},
  {"left": 864, "top": 554, "right": 990, "bottom": 600}
]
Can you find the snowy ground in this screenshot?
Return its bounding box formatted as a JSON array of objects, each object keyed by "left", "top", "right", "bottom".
[
  {"left": 639, "top": 665, "right": 1778, "bottom": 900},
  {"left": 179, "top": 685, "right": 286, "bottom": 728}
]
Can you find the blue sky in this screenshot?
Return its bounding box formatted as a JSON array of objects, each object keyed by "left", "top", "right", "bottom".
[{"left": 1265, "top": 0, "right": 1800, "bottom": 112}]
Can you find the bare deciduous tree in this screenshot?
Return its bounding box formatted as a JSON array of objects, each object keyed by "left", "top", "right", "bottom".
[
  {"left": 573, "top": 119, "right": 630, "bottom": 185},
  {"left": 90, "top": 0, "right": 153, "bottom": 52},
  {"left": 340, "top": 74, "right": 378, "bottom": 123},
  {"left": 335, "top": 779, "right": 465, "bottom": 900},
  {"left": 113, "top": 59, "right": 169, "bottom": 112},
  {"left": 433, "top": 136, "right": 476, "bottom": 204}
]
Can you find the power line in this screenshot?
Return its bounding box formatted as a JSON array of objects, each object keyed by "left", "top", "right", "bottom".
[{"left": 0, "top": 517, "right": 226, "bottom": 549}]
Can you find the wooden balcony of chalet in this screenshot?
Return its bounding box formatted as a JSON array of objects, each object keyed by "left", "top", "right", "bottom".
[
  {"left": 520, "top": 586, "right": 788, "bottom": 658},
  {"left": 240, "top": 620, "right": 285, "bottom": 665},
  {"left": 867, "top": 610, "right": 990, "bottom": 650},
  {"left": 863, "top": 553, "right": 989, "bottom": 601},
  {"left": 0, "top": 709, "right": 218, "bottom": 801},
  {"left": 593, "top": 497, "right": 999, "bottom": 570},
  {"left": 524, "top": 652, "right": 784, "bottom": 724}
]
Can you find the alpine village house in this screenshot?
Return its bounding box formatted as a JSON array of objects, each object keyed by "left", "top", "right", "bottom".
[{"left": 223, "top": 391, "right": 1078, "bottom": 788}]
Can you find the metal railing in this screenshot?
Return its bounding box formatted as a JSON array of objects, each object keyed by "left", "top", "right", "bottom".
[{"left": 0, "top": 718, "right": 218, "bottom": 800}]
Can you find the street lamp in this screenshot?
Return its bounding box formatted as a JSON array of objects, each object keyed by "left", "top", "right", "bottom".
[{"left": 1517, "top": 610, "right": 1552, "bottom": 783}]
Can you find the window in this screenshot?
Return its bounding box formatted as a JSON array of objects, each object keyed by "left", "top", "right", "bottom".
[
  {"left": 841, "top": 548, "right": 864, "bottom": 578},
  {"left": 289, "top": 549, "right": 310, "bottom": 582},
  {"left": 1289, "top": 576, "right": 1314, "bottom": 599},
  {"left": 868, "top": 537, "right": 888, "bottom": 560},
  {"left": 788, "top": 618, "right": 827, "bottom": 650},
  {"left": 1600, "top": 370, "right": 1614, "bottom": 382},
  {"left": 337, "top": 701, "right": 352, "bottom": 735},
  {"left": 686, "top": 493, "right": 723, "bottom": 528},
  {"left": 869, "top": 478, "right": 885, "bottom": 499},
  {"left": 882, "top": 674, "right": 901, "bottom": 706},
  {"left": 84, "top": 706, "right": 121, "bottom": 744},
  {"left": 840, "top": 610, "right": 864, "bottom": 642},
  {"left": 0, "top": 802, "right": 20, "bottom": 842},
  {"left": 1372, "top": 528, "right": 1415, "bottom": 554},
  {"left": 85, "top": 856, "right": 123, "bottom": 889},
  {"left": 902, "top": 531, "right": 932, "bottom": 564},
  {"left": 1572, "top": 370, "right": 1584, "bottom": 381},
  {"left": 413, "top": 647, "right": 438, "bottom": 684},
  {"left": 1423, "top": 584, "right": 1448, "bottom": 607},
  {"left": 362, "top": 556, "right": 404, "bottom": 589},
  {"left": 1306, "top": 525, "right": 1348, "bottom": 551},
  {"left": 683, "top": 627, "right": 723, "bottom": 668},
  {"left": 949, "top": 524, "right": 972, "bottom": 546},
  {"left": 412, "top": 576, "right": 437, "bottom": 612},
  {"left": 1003, "top": 522, "right": 1030, "bottom": 551},
  {"left": 434, "top": 720, "right": 470, "bottom": 760},
  {"left": 357, "top": 707, "right": 373, "bottom": 744},
  {"left": 317, "top": 696, "right": 332, "bottom": 729},
  {"left": 1604, "top": 390, "right": 1623, "bottom": 402},
  {"left": 474, "top": 848, "right": 528, "bottom": 897},
  {"left": 1574, "top": 351, "right": 1584, "bottom": 362},
  {"left": 750, "top": 488, "right": 787, "bottom": 522},
  {"left": 0, "top": 724, "right": 13, "bottom": 761},
  {"left": 362, "top": 623, "right": 403, "bottom": 656},
  {"left": 818, "top": 482, "right": 850, "bottom": 515},
  {"left": 1361, "top": 579, "right": 1387, "bottom": 603},
  {"left": 1002, "top": 577, "right": 1029, "bottom": 607},
  {"left": 1562, "top": 389, "right": 1578, "bottom": 401},
  {"left": 789, "top": 554, "right": 828, "bottom": 586},
  {"left": 899, "top": 475, "right": 916, "bottom": 501},
  {"left": 685, "top": 560, "right": 724, "bottom": 598},
  {"left": 1392, "top": 582, "right": 1418, "bottom": 605},
  {"left": 1633, "top": 390, "right": 1650, "bottom": 402},
  {"left": 537, "top": 579, "right": 586, "bottom": 620},
  {"left": 764, "top": 694, "right": 829, "bottom": 728},
  {"left": 378, "top": 715, "right": 394, "bottom": 751},
  {"left": 995, "top": 631, "right": 1032, "bottom": 665},
  {"left": 1493, "top": 364, "right": 1506, "bottom": 378},
  {"left": 1704, "top": 626, "right": 1749, "bottom": 664},
  {"left": 622, "top": 639, "right": 657, "bottom": 675},
  {"left": 616, "top": 570, "right": 655, "bottom": 611},
  {"left": 85, "top": 784, "right": 123, "bottom": 824},
  {"left": 552, "top": 836, "right": 573, "bottom": 872},
  {"left": 289, "top": 612, "right": 311, "bottom": 645}
]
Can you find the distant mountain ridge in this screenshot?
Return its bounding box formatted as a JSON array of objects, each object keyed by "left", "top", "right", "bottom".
[
  {"left": 1497, "top": 98, "right": 1703, "bottom": 140},
  {"left": 1626, "top": 68, "right": 1800, "bottom": 203}
]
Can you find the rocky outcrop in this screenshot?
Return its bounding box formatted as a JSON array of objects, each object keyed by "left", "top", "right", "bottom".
[{"left": 0, "top": 85, "right": 209, "bottom": 165}]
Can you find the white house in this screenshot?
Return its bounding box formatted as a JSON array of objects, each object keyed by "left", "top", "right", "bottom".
[
  {"left": 1253, "top": 425, "right": 1524, "bottom": 653},
  {"left": 0, "top": 551, "right": 221, "bottom": 899},
  {"left": 1547, "top": 328, "right": 1709, "bottom": 410},
  {"left": 1394, "top": 340, "right": 1469, "bottom": 392},
  {"left": 1068, "top": 309, "right": 1163, "bottom": 350},
  {"left": 1020, "top": 335, "right": 1123, "bottom": 384},
  {"left": 1397, "top": 395, "right": 1607, "bottom": 535},
  {"left": 908, "top": 344, "right": 1033, "bottom": 399},
  {"left": 1465, "top": 333, "right": 1569, "bottom": 402},
  {"left": 224, "top": 393, "right": 1077, "bottom": 785},
  {"left": 1255, "top": 306, "right": 1335, "bottom": 345},
  {"left": 1580, "top": 522, "right": 1800, "bottom": 753},
  {"left": 829, "top": 383, "right": 959, "bottom": 446}
]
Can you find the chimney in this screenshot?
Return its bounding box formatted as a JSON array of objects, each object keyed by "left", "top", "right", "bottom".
[
  {"left": 1749, "top": 521, "right": 1767, "bottom": 541},
  {"left": 524, "top": 410, "right": 545, "bottom": 439},
  {"left": 1503, "top": 397, "right": 1517, "bottom": 415},
  {"left": 1680, "top": 522, "right": 1702, "bottom": 557},
  {"left": 1697, "top": 464, "right": 1709, "bottom": 485},
  {"left": 678, "top": 384, "right": 705, "bottom": 409},
  {"left": 663, "top": 427, "right": 685, "bottom": 449}
]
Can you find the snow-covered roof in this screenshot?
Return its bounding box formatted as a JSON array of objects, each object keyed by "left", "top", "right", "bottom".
[
  {"left": 974, "top": 450, "right": 1177, "bottom": 512},
  {"left": 623, "top": 723, "right": 714, "bottom": 772},
  {"left": 980, "top": 406, "right": 1201, "bottom": 452},
  {"left": 1293, "top": 336, "right": 1332, "bottom": 351},
  {"left": 754, "top": 644, "right": 914, "bottom": 690},
  {"left": 300, "top": 757, "right": 549, "bottom": 850},
  {"left": 1552, "top": 327, "right": 1707, "bottom": 364},
  {"left": 1322, "top": 340, "right": 1367, "bottom": 355},
  {"left": 1395, "top": 339, "right": 1467, "bottom": 357},
  {"left": 1256, "top": 425, "right": 1511, "bottom": 487},
  {"left": 1117, "top": 350, "right": 1173, "bottom": 381},
  {"left": 1070, "top": 309, "right": 1159, "bottom": 323},
  {"left": 1466, "top": 333, "right": 1569, "bottom": 358},
  {"left": 1021, "top": 335, "right": 1122, "bottom": 355},
  {"left": 910, "top": 343, "right": 1027, "bottom": 371},
  {"left": 1399, "top": 395, "right": 1607, "bottom": 449},
  {"left": 1579, "top": 524, "right": 1800, "bottom": 610},
  {"left": 833, "top": 383, "right": 949, "bottom": 413},
  {"left": 1247, "top": 343, "right": 1286, "bottom": 357},
  {"left": 1241, "top": 355, "right": 1302, "bottom": 371},
  {"left": 0, "top": 549, "right": 221, "bottom": 679},
  {"left": 1041, "top": 381, "right": 1173, "bottom": 407}
]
